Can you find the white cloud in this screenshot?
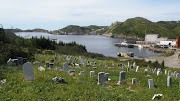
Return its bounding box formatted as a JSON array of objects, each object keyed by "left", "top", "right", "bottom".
[{"left": 0, "top": 0, "right": 180, "bottom": 30}]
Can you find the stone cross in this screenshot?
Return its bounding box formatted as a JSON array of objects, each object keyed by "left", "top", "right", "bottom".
[
  {"left": 132, "top": 78, "right": 137, "bottom": 84},
  {"left": 117, "top": 71, "right": 126, "bottom": 85},
  {"left": 23, "top": 62, "right": 34, "bottom": 81},
  {"left": 167, "top": 76, "right": 172, "bottom": 87},
  {"left": 97, "top": 72, "right": 105, "bottom": 85},
  {"left": 63, "top": 63, "right": 68, "bottom": 72},
  {"left": 148, "top": 79, "right": 154, "bottom": 89}
]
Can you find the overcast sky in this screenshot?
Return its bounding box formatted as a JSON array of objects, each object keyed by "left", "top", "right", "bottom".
[{"left": 0, "top": 0, "right": 180, "bottom": 30}]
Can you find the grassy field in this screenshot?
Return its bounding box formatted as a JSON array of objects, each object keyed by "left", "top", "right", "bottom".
[{"left": 0, "top": 54, "right": 180, "bottom": 101}]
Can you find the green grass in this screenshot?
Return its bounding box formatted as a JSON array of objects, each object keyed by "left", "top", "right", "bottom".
[{"left": 0, "top": 54, "right": 180, "bottom": 100}]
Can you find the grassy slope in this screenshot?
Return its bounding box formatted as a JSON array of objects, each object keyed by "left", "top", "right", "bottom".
[
  {"left": 111, "top": 17, "right": 180, "bottom": 39},
  {"left": 0, "top": 54, "right": 180, "bottom": 100}
]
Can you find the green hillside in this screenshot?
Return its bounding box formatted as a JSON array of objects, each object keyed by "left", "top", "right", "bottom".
[{"left": 109, "top": 17, "right": 180, "bottom": 39}]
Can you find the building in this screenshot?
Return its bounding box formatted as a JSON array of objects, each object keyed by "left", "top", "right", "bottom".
[{"left": 176, "top": 36, "right": 180, "bottom": 47}]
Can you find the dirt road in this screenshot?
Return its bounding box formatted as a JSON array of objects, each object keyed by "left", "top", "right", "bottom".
[{"left": 145, "top": 49, "right": 180, "bottom": 68}]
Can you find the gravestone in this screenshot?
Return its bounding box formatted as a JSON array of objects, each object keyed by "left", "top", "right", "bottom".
[
  {"left": 79, "top": 71, "right": 85, "bottom": 76},
  {"left": 176, "top": 73, "right": 180, "bottom": 79},
  {"left": 7, "top": 58, "right": 14, "bottom": 66},
  {"left": 49, "top": 59, "right": 54, "bottom": 63},
  {"left": 168, "top": 70, "right": 172, "bottom": 76},
  {"left": 104, "top": 60, "right": 106, "bottom": 66},
  {"left": 97, "top": 72, "right": 105, "bottom": 85},
  {"left": 90, "top": 71, "right": 95, "bottom": 77},
  {"left": 36, "top": 61, "right": 40, "bottom": 66},
  {"left": 23, "top": 62, "right": 34, "bottom": 81},
  {"left": 157, "top": 70, "right": 161, "bottom": 76},
  {"left": 165, "top": 69, "right": 167, "bottom": 74},
  {"left": 127, "top": 61, "right": 129, "bottom": 68},
  {"left": 59, "top": 55, "right": 61, "bottom": 60},
  {"left": 90, "top": 62, "right": 93, "bottom": 66},
  {"left": 148, "top": 79, "right": 154, "bottom": 89},
  {"left": 132, "top": 78, "right": 137, "bottom": 84},
  {"left": 63, "top": 63, "right": 68, "bottom": 72},
  {"left": 133, "top": 62, "right": 136, "bottom": 67},
  {"left": 17, "top": 57, "right": 23, "bottom": 65},
  {"left": 68, "top": 70, "right": 75, "bottom": 75},
  {"left": 144, "top": 69, "right": 148, "bottom": 73},
  {"left": 49, "top": 63, "right": 54, "bottom": 69},
  {"left": 38, "top": 66, "right": 45, "bottom": 71},
  {"left": 173, "top": 71, "right": 177, "bottom": 77},
  {"left": 167, "top": 76, "right": 172, "bottom": 87},
  {"left": 45, "top": 62, "right": 49, "bottom": 67},
  {"left": 136, "top": 66, "right": 139, "bottom": 72},
  {"left": 117, "top": 71, "right": 126, "bottom": 85},
  {"left": 56, "top": 67, "right": 63, "bottom": 71},
  {"left": 72, "top": 58, "right": 75, "bottom": 65},
  {"left": 104, "top": 73, "right": 109, "bottom": 81}
]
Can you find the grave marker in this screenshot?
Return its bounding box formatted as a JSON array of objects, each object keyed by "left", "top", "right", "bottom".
[
  {"left": 148, "top": 79, "right": 154, "bottom": 89},
  {"left": 23, "top": 62, "right": 34, "bottom": 81},
  {"left": 97, "top": 72, "right": 105, "bottom": 85},
  {"left": 117, "top": 71, "right": 126, "bottom": 85}
]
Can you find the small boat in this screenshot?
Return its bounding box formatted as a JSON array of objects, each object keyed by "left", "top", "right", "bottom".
[
  {"left": 114, "top": 40, "right": 134, "bottom": 48},
  {"left": 127, "top": 52, "right": 134, "bottom": 57}
]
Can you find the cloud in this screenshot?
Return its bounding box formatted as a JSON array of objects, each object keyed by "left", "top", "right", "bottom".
[{"left": 0, "top": 0, "right": 180, "bottom": 30}]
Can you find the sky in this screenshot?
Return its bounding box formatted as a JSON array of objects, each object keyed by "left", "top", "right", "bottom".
[{"left": 0, "top": 0, "right": 180, "bottom": 30}]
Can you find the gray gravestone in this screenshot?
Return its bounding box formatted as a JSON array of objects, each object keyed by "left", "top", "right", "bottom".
[
  {"left": 167, "top": 76, "right": 172, "bottom": 87},
  {"left": 117, "top": 71, "right": 126, "bottom": 85},
  {"left": 132, "top": 78, "right": 137, "bottom": 84},
  {"left": 176, "top": 73, "right": 180, "bottom": 79},
  {"left": 49, "top": 63, "right": 54, "bottom": 69},
  {"left": 148, "top": 79, "right": 154, "bottom": 89},
  {"left": 17, "top": 57, "right": 23, "bottom": 65},
  {"left": 79, "top": 71, "right": 85, "bottom": 76},
  {"left": 168, "top": 70, "right": 172, "bottom": 76},
  {"left": 63, "top": 63, "right": 68, "bottom": 72},
  {"left": 174, "top": 71, "right": 177, "bottom": 77},
  {"left": 90, "top": 71, "right": 95, "bottom": 77},
  {"left": 97, "top": 72, "right": 105, "bottom": 85},
  {"left": 56, "top": 67, "right": 63, "bottom": 71},
  {"left": 104, "top": 73, "right": 109, "bottom": 81},
  {"left": 23, "top": 62, "right": 34, "bottom": 81}
]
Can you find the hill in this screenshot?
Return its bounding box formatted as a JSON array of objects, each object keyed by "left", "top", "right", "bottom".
[{"left": 106, "top": 17, "right": 180, "bottom": 39}]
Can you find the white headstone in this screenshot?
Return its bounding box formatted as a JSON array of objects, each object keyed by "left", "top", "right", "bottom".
[
  {"left": 133, "top": 62, "right": 136, "bottom": 67},
  {"left": 165, "top": 69, "right": 167, "bottom": 74},
  {"left": 157, "top": 70, "right": 160, "bottom": 76},
  {"left": 38, "top": 66, "right": 45, "bottom": 71},
  {"left": 136, "top": 66, "right": 139, "bottom": 72},
  {"left": 148, "top": 79, "right": 154, "bottom": 89},
  {"left": 23, "top": 62, "right": 34, "bottom": 81}
]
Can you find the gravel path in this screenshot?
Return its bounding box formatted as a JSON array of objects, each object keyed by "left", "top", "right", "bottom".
[{"left": 145, "top": 49, "right": 180, "bottom": 68}]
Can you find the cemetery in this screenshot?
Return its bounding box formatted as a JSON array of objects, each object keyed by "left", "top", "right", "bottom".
[{"left": 0, "top": 52, "right": 180, "bottom": 100}]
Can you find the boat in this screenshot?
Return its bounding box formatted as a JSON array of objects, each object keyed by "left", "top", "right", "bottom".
[
  {"left": 114, "top": 40, "right": 134, "bottom": 48},
  {"left": 127, "top": 52, "right": 134, "bottom": 57},
  {"left": 117, "top": 52, "right": 134, "bottom": 58}
]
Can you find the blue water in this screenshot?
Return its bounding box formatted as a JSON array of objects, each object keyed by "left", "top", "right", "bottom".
[{"left": 15, "top": 32, "right": 163, "bottom": 57}]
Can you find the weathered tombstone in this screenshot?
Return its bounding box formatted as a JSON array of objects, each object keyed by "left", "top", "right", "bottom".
[
  {"left": 176, "top": 73, "right": 180, "bottom": 79},
  {"left": 132, "top": 78, "right": 137, "bottom": 84},
  {"left": 56, "top": 67, "right": 63, "bottom": 71},
  {"left": 173, "top": 71, "right": 177, "bottom": 77},
  {"left": 68, "top": 70, "right": 75, "bottom": 75},
  {"left": 49, "top": 63, "right": 54, "bottom": 69},
  {"left": 144, "top": 69, "right": 148, "bottom": 73},
  {"left": 97, "top": 72, "right": 105, "bottom": 85},
  {"left": 45, "top": 62, "right": 49, "bottom": 67},
  {"left": 79, "top": 71, "right": 85, "bottom": 76},
  {"left": 17, "top": 57, "right": 23, "bottom": 65},
  {"left": 104, "top": 73, "right": 109, "bottom": 81},
  {"left": 157, "top": 70, "right": 161, "bottom": 76},
  {"left": 90, "top": 71, "right": 95, "bottom": 77},
  {"left": 136, "top": 66, "right": 139, "bottom": 72},
  {"left": 168, "top": 70, "right": 172, "bottom": 76},
  {"left": 36, "top": 61, "right": 40, "bottom": 66},
  {"left": 148, "top": 79, "right": 154, "bottom": 89},
  {"left": 7, "top": 58, "right": 14, "bottom": 66},
  {"left": 133, "top": 62, "right": 136, "bottom": 67},
  {"left": 63, "top": 63, "right": 68, "bottom": 72},
  {"left": 117, "top": 71, "right": 126, "bottom": 85},
  {"left": 165, "top": 69, "right": 167, "bottom": 74},
  {"left": 23, "top": 62, "right": 34, "bottom": 81},
  {"left": 167, "top": 76, "right": 172, "bottom": 87}
]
